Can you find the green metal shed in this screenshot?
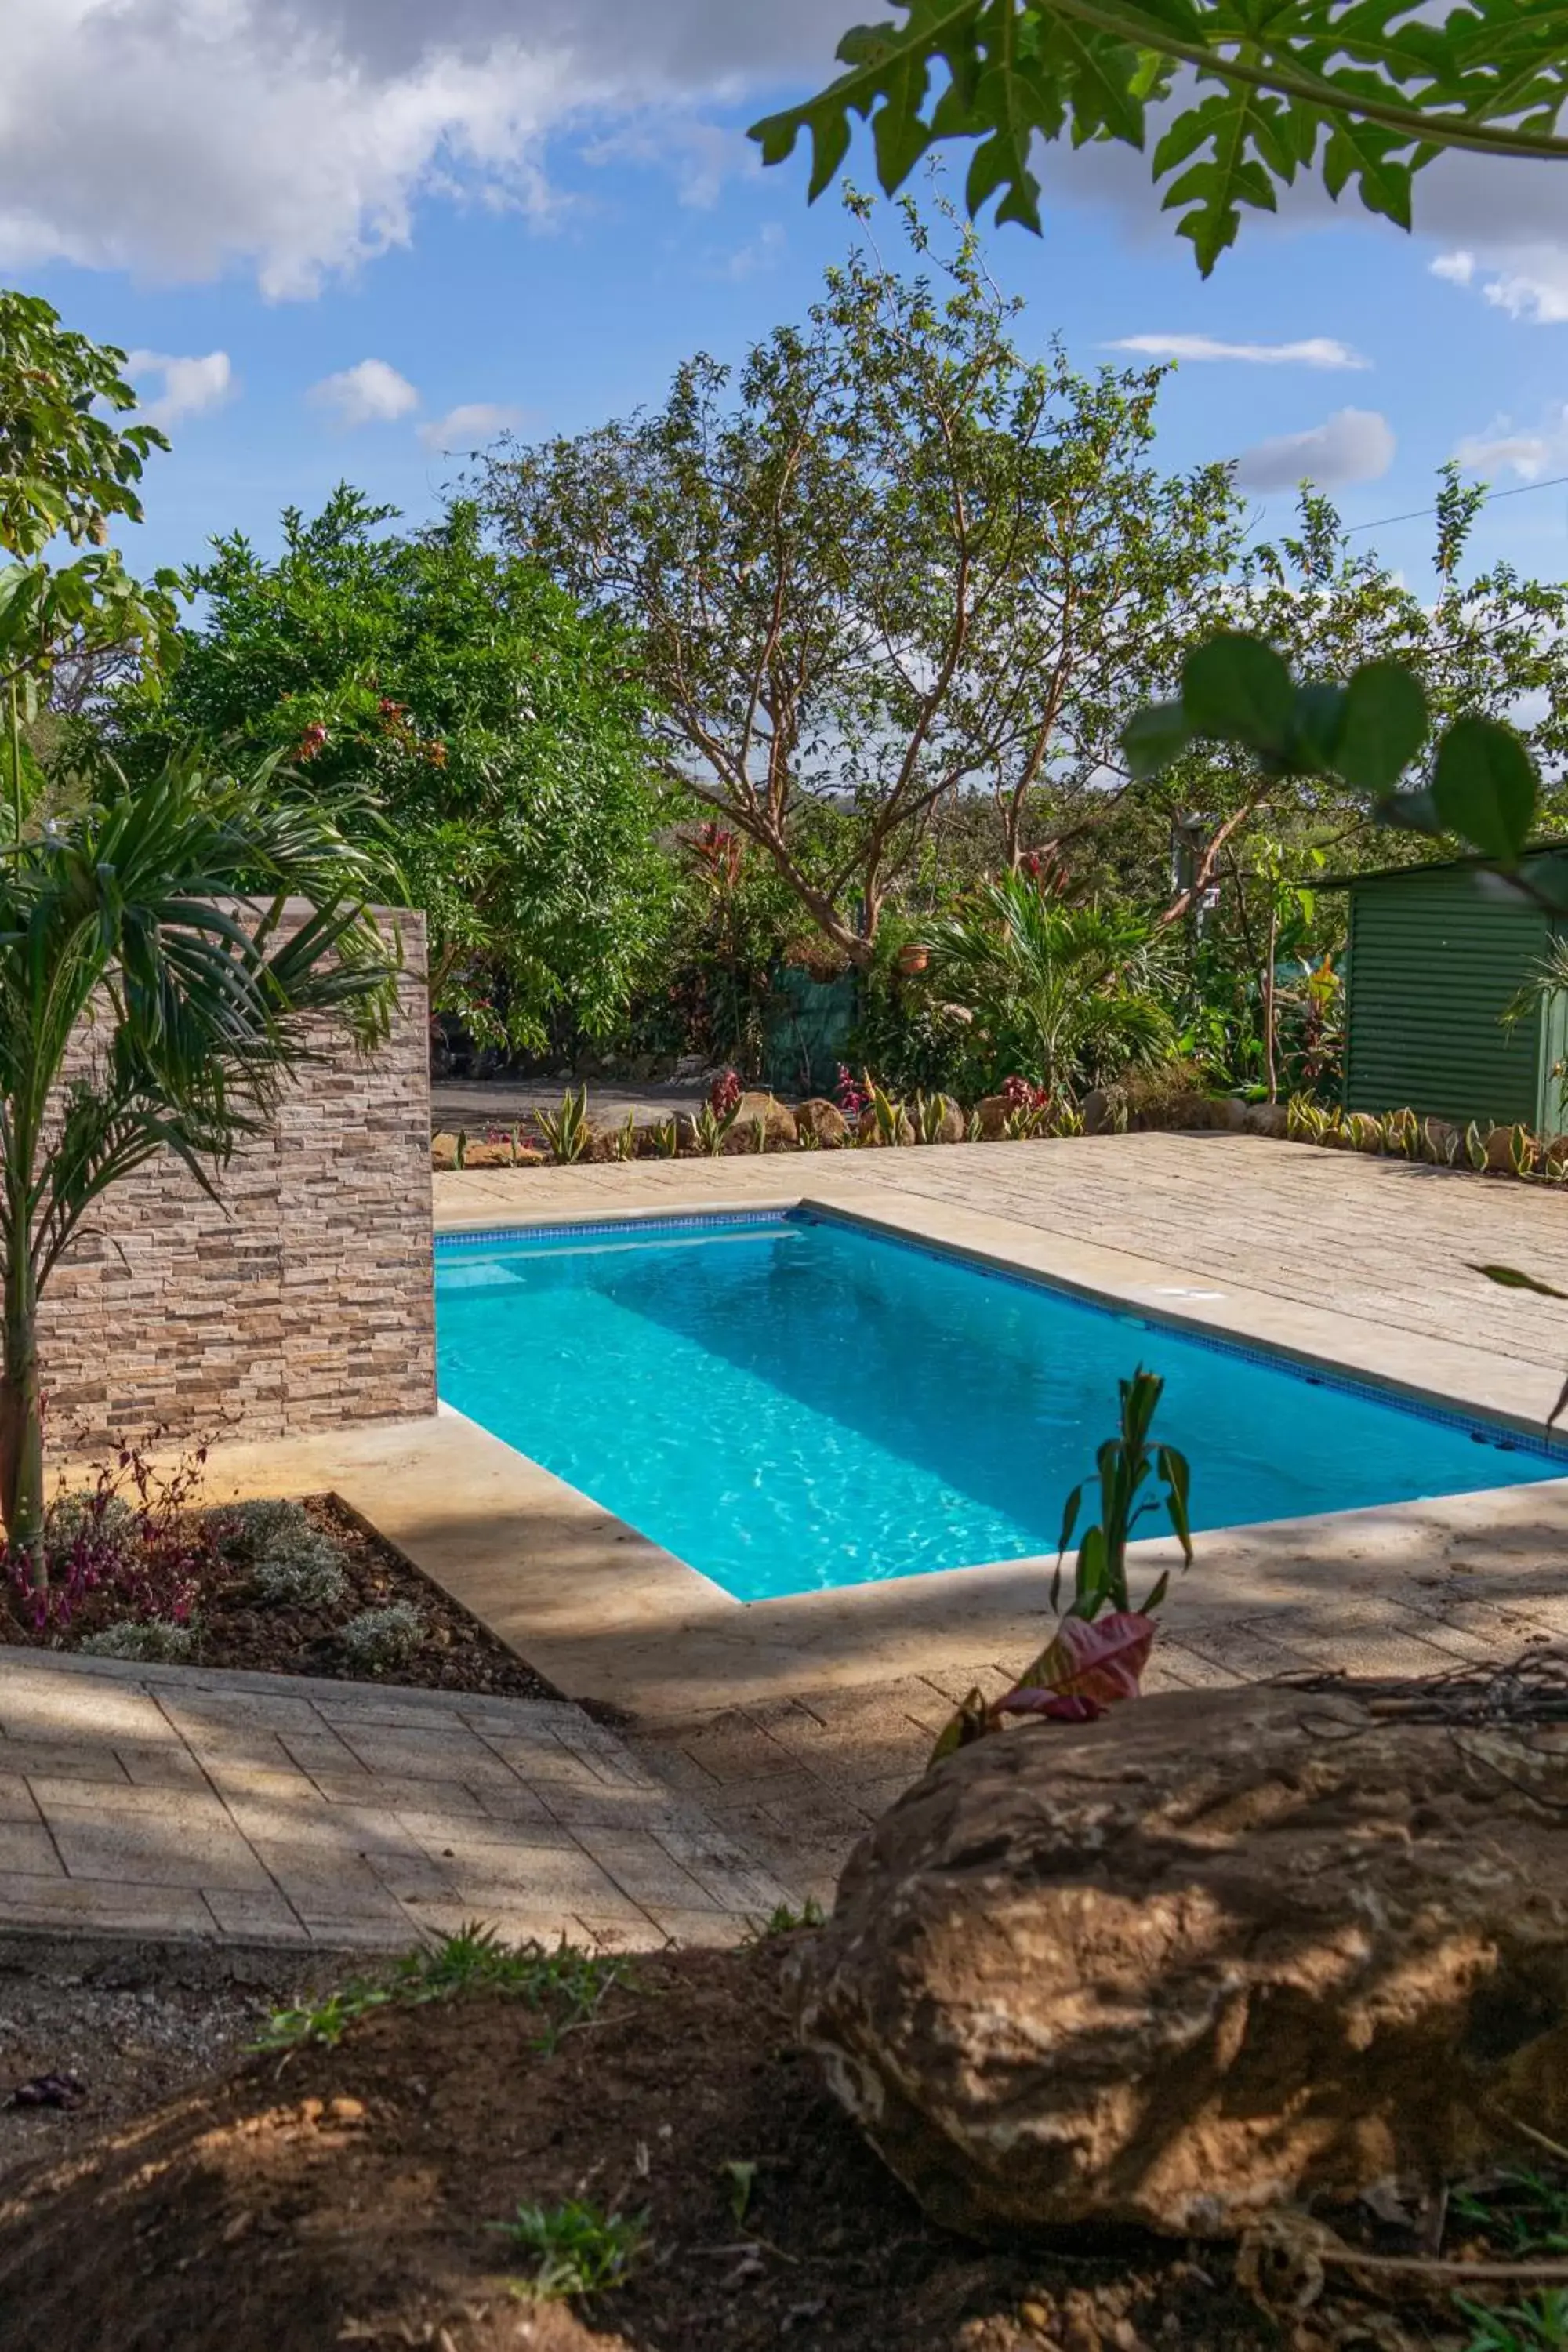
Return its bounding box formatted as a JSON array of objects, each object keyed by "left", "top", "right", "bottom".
[{"left": 1330, "top": 848, "right": 1568, "bottom": 1136}]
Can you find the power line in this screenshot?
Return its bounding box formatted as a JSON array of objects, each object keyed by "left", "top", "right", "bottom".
[{"left": 1345, "top": 470, "right": 1568, "bottom": 536}]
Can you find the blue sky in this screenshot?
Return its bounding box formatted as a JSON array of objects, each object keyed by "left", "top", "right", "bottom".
[{"left": 7, "top": 2, "right": 1568, "bottom": 600}]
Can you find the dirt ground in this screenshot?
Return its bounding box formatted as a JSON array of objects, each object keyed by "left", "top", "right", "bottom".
[
  {"left": 2, "top": 1497, "right": 557, "bottom": 1700},
  {"left": 0, "top": 1936, "right": 1501, "bottom": 2352}
]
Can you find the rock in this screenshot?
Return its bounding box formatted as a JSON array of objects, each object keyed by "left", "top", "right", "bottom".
[
  {"left": 1343, "top": 1111, "right": 1383, "bottom": 1153},
  {"left": 1080, "top": 1089, "right": 1118, "bottom": 1137},
  {"left": 1208, "top": 1095, "right": 1248, "bottom": 1132},
  {"left": 430, "top": 1132, "right": 459, "bottom": 1170},
  {"left": 1160, "top": 1092, "right": 1216, "bottom": 1131},
  {"left": 795, "top": 1098, "right": 851, "bottom": 1149},
  {"left": 1241, "top": 1101, "right": 1290, "bottom": 1139},
  {"left": 1485, "top": 1123, "right": 1525, "bottom": 1173},
  {"left": 974, "top": 1094, "right": 1013, "bottom": 1139},
  {"left": 792, "top": 1682, "right": 1568, "bottom": 2243},
  {"left": 459, "top": 1139, "right": 526, "bottom": 1169},
  {"left": 1421, "top": 1116, "right": 1461, "bottom": 1166},
  {"left": 723, "top": 1092, "right": 798, "bottom": 1151}
]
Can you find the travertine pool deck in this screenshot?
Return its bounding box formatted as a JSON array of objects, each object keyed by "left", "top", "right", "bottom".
[
  {"left": 0, "top": 1648, "right": 792, "bottom": 1951},
  {"left": 182, "top": 1133, "right": 1568, "bottom": 1904}
]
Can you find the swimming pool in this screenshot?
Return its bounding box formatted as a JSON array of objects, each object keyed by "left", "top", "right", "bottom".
[{"left": 434, "top": 1210, "right": 1568, "bottom": 1603}]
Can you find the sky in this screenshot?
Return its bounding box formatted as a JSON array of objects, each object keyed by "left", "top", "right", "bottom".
[{"left": 5, "top": 1, "right": 1568, "bottom": 601}]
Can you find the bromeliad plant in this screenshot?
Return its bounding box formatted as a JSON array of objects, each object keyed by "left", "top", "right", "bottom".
[
  {"left": 0, "top": 757, "right": 397, "bottom": 1592},
  {"left": 931, "top": 1367, "right": 1192, "bottom": 1762}
]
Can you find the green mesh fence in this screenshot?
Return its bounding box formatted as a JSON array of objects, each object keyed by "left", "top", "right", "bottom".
[{"left": 761, "top": 966, "right": 859, "bottom": 1096}]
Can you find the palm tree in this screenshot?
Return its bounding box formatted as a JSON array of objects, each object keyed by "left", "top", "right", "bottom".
[
  {"left": 0, "top": 754, "right": 398, "bottom": 1589},
  {"left": 925, "top": 870, "right": 1173, "bottom": 1102}
]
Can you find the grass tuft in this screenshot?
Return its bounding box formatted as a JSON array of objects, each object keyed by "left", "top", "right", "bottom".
[
  {"left": 489, "top": 2198, "right": 647, "bottom": 2301},
  {"left": 254, "top": 1925, "right": 629, "bottom": 2055}
]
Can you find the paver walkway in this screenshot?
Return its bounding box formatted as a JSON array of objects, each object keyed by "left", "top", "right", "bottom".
[{"left": 0, "top": 1649, "right": 792, "bottom": 1953}]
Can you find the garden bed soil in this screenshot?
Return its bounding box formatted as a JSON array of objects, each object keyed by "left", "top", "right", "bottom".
[
  {"left": 0, "top": 1936, "right": 1495, "bottom": 2352},
  {"left": 1, "top": 1497, "right": 556, "bottom": 1703}
]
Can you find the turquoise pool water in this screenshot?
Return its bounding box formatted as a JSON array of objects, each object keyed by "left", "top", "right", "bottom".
[{"left": 434, "top": 1210, "right": 1568, "bottom": 1602}]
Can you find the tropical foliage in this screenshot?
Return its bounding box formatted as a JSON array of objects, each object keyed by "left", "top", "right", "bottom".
[
  {"left": 753, "top": 1, "right": 1568, "bottom": 273},
  {"left": 113, "top": 490, "right": 665, "bottom": 1053},
  {"left": 0, "top": 757, "right": 396, "bottom": 1587},
  {"left": 924, "top": 871, "right": 1174, "bottom": 1101}
]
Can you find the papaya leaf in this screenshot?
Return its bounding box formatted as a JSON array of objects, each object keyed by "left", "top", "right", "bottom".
[
  {"left": 1181, "top": 633, "right": 1294, "bottom": 753},
  {"left": 1431, "top": 716, "right": 1538, "bottom": 864},
  {"left": 1334, "top": 660, "right": 1429, "bottom": 792},
  {"left": 1121, "top": 697, "right": 1192, "bottom": 780}
]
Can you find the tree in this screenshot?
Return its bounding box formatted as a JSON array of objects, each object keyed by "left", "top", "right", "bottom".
[
  {"left": 0, "top": 758, "right": 397, "bottom": 1591},
  {"left": 481, "top": 198, "right": 1240, "bottom": 966},
  {"left": 115, "top": 491, "right": 665, "bottom": 1054},
  {"left": 753, "top": 2, "right": 1568, "bottom": 274},
  {"left": 0, "top": 291, "right": 179, "bottom": 838},
  {"left": 924, "top": 868, "right": 1173, "bottom": 1098},
  {"left": 1143, "top": 470, "right": 1568, "bottom": 925}
]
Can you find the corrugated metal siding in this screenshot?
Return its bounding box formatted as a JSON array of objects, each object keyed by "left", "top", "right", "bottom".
[{"left": 1345, "top": 866, "right": 1551, "bottom": 1128}]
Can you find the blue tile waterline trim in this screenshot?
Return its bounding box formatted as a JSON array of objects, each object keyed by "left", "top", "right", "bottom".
[
  {"left": 435, "top": 1207, "right": 1568, "bottom": 1471},
  {"left": 437, "top": 1209, "right": 792, "bottom": 1252}
]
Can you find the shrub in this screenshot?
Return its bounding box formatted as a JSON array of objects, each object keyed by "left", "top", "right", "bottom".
[
  {"left": 78, "top": 1618, "right": 197, "bottom": 1663},
  {"left": 339, "top": 1601, "right": 424, "bottom": 1673},
  {"left": 44, "top": 1490, "right": 136, "bottom": 1578},
  {"left": 11, "top": 1440, "right": 216, "bottom": 1636},
  {"left": 220, "top": 1500, "right": 351, "bottom": 1610}
]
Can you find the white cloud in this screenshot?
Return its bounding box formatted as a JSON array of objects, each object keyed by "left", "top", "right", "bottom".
[
  {"left": 127, "top": 348, "right": 234, "bottom": 428},
  {"left": 0, "top": 0, "right": 849, "bottom": 296},
  {"left": 310, "top": 358, "right": 421, "bottom": 426},
  {"left": 1454, "top": 407, "right": 1568, "bottom": 482},
  {"left": 1105, "top": 333, "right": 1368, "bottom": 369},
  {"left": 718, "top": 220, "right": 786, "bottom": 280},
  {"left": 1418, "top": 158, "right": 1568, "bottom": 325},
  {"left": 1232, "top": 408, "right": 1396, "bottom": 492},
  {"left": 418, "top": 401, "right": 524, "bottom": 452}
]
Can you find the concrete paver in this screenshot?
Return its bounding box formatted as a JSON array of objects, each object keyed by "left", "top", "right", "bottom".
[
  {"left": 30, "top": 1134, "right": 1568, "bottom": 1922},
  {"left": 0, "top": 1650, "right": 795, "bottom": 1952}
]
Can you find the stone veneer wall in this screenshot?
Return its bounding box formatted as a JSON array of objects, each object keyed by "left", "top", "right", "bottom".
[{"left": 40, "top": 905, "right": 435, "bottom": 1448}]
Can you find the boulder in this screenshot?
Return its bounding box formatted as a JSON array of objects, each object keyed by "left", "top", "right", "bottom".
[
  {"left": 1422, "top": 1116, "right": 1462, "bottom": 1166},
  {"left": 1080, "top": 1088, "right": 1119, "bottom": 1137},
  {"left": 795, "top": 1098, "right": 851, "bottom": 1149},
  {"left": 723, "top": 1091, "right": 798, "bottom": 1151},
  {"left": 1240, "top": 1100, "right": 1290, "bottom": 1139},
  {"left": 1208, "top": 1094, "right": 1249, "bottom": 1133},
  {"left": 792, "top": 1682, "right": 1568, "bottom": 2243},
  {"left": 459, "top": 1138, "right": 533, "bottom": 1169},
  {"left": 1160, "top": 1091, "right": 1217, "bottom": 1131},
  {"left": 1485, "top": 1123, "right": 1527, "bottom": 1174},
  {"left": 1343, "top": 1110, "right": 1383, "bottom": 1153},
  {"left": 430, "top": 1132, "right": 459, "bottom": 1170},
  {"left": 973, "top": 1094, "right": 1012, "bottom": 1139}
]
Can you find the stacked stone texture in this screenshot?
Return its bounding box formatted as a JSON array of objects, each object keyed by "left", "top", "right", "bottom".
[{"left": 39, "top": 906, "right": 434, "bottom": 1448}]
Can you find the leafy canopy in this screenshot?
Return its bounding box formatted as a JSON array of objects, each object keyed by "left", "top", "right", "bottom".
[
  {"left": 0, "top": 290, "right": 180, "bottom": 835},
  {"left": 481, "top": 197, "right": 1240, "bottom": 961},
  {"left": 753, "top": 2, "right": 1568, "bottom": 274},
  {"left": 115, "top": 490, "right": 664, "bottom": 1052}
]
